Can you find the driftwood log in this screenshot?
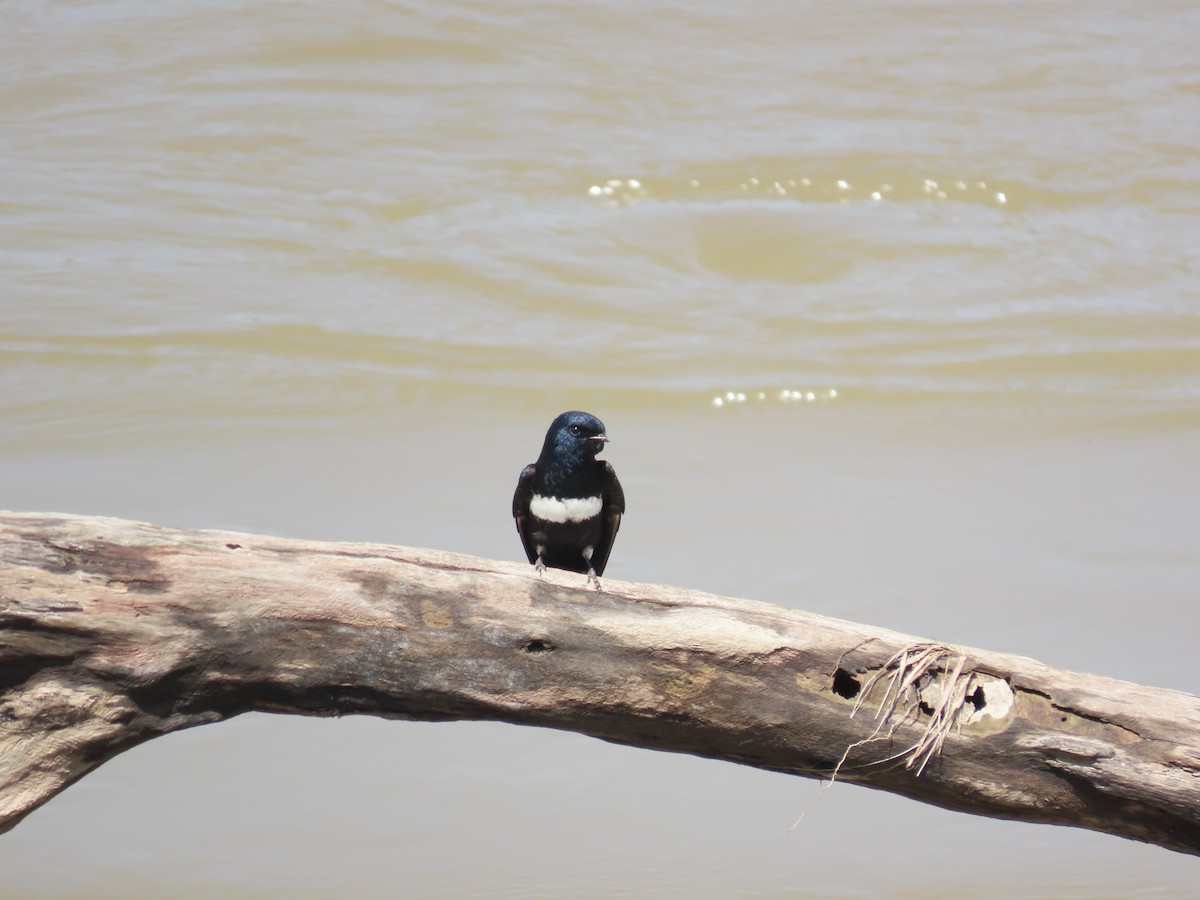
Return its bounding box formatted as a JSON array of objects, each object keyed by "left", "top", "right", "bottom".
[{"left": 1, "top": 511, "right": 1198, "bottom": 854}]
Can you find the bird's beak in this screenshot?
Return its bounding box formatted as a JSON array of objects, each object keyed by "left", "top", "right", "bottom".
[{"left": 590, "top": 434, "right": 610, "bottom": 444}]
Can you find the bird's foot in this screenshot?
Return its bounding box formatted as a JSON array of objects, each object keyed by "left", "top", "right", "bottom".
[
  {"left": 586, "top": 567, "right": 601, "bottom": 590},
  {"left": 534, "top": 557, "right": 546, "bottom": 577}
]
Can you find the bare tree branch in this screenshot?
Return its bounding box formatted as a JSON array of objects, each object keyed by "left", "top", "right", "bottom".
[{"left": 2, "top": 511, "right": 1197, "bottom": 853}]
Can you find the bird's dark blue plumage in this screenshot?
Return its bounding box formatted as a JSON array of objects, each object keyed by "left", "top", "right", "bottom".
[{"left": 513, "top": 411, "right": 625, "bottom": 586}]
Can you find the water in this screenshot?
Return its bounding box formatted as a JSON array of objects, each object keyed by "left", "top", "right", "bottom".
[{"left": 2, "top": 1, "right": 1198, "bottom": 895}]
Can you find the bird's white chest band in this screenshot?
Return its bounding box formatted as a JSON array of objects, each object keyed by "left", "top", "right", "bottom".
[{"left": 530, "top": 494, "right": 602, "bottom": 523}]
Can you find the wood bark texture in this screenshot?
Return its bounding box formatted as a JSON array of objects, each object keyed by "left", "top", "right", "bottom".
[{"left": 1, "top": 511, "right": 1198, "bottom": 853}]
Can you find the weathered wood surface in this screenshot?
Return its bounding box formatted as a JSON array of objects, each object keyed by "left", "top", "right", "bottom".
[{"left": 1, "top": 511, "right": 1198, "bottom": 853}]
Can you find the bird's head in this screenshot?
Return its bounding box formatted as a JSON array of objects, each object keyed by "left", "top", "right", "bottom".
[{"left": 542, "top": 410, "right": 609, "bottom": 462}]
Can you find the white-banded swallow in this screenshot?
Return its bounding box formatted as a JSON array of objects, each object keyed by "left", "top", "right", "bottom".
[{"left": 513, "top": 410, "right": 625, "bottom": 587}]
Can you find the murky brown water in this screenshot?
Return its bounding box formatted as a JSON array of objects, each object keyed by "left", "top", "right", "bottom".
[{"left": 2, "top": 1, "right": 1198, "bottom": 896}]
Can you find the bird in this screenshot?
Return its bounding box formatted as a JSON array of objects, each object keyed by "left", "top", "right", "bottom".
[{"left": 513, "top": 411, "right": 625, "bottom": 587}]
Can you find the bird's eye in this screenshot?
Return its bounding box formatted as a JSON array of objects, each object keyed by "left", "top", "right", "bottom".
[{"left": 569, "top": 424, "right": 582, "bottom": 435}]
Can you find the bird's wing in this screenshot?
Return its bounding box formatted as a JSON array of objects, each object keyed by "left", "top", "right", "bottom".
[
  {"left": 590, "top": 462, "right": 625, "bottom": 576},
  {"left": 513, "top": 464, "right": 539, "bottom": 564}
]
